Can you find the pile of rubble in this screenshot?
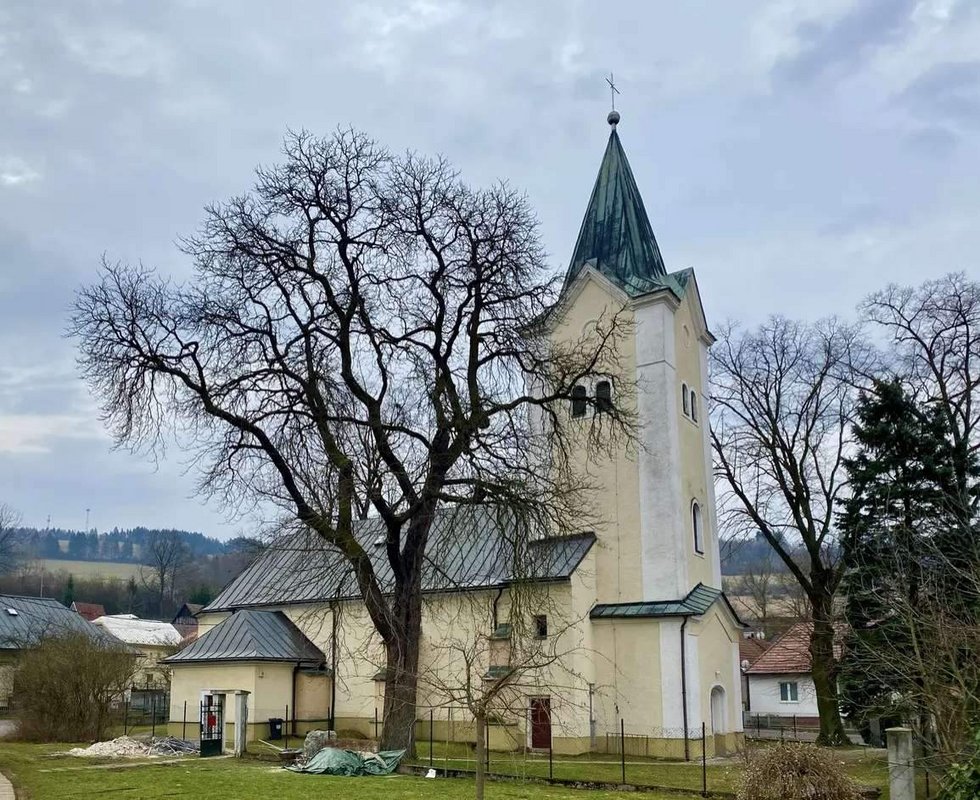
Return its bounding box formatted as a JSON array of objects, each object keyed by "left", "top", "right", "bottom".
[{"left": 66, "top": 735, "right": 199, "bottom": 758}]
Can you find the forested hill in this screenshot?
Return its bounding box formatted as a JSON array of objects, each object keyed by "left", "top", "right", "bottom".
[{"left": 7, "top": 527, "right": 228, "bottom": 563}]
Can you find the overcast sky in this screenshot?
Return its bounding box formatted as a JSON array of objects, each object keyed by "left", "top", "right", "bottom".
[{"left": 1, "top": 0, "right": 978, "bottom": 539}]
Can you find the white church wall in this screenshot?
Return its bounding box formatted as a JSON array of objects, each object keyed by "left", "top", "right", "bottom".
[{"left": 634, "top": 294, "right": 688, "bottom": 601}]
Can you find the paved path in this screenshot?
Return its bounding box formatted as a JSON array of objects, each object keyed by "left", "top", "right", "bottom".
[{"left": 0, "top": 771, "right": 13, "bottom": 800}]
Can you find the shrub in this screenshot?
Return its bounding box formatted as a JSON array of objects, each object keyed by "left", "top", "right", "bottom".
[
  {"left": 938, "top": 727, "right": 980, "bottom": 800},
  {"left": 13, "top": 632, "right": 136, "bottom": 742},
  {"left": 737, "top": 743, "right": 862, "bottom": 800}
]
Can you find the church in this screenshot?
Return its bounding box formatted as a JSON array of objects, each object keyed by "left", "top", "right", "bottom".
[{"left": 164, "top": 110, "right": 745, "bottom": 757}]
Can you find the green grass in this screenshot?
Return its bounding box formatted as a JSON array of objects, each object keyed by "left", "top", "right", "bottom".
[
  {"left": 36, "top": 558, "right": 143, "bottom": 580},
  {"left": 0, "top": 742, "right": 707, "bottom": 800},
  {"left": 410, "top": 741, "right": 892, "bottom": 798}
]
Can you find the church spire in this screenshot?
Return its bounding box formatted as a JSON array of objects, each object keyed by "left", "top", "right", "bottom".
[{"left": 564, "top": 113, "right": 668, "bottom": 294}]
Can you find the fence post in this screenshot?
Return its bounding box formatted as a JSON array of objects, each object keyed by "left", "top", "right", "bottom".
[
  {"left": 429, "top": 709, "right": 434, "bottom": 767},
  {"left": 285, "top": 705, "right": 289, "bottom": 749},
  {"left": 620, "top": 718, "right": 626, "bottom": 784},
  {"left": 793, "top": 715, "right": 797, "bottom": 739},
  {"left": 549, "top": 727, "right": 553, "bottom": 780},
  {"left": 124, "top": 700, "right": 130, "bottom": 735},
  {"left": 182, "top": 700, "right": 187, "bottom": 740},
  {"left": 151, "top": 696, "right": 157, "bottom": 738},
  {"left": 485, "top": 716, "right": 490, "bottom": 774},
  {"left": 701, "top": 722, "right": 707, "bottom": 797},
  {"left": 374, "top": 707, "right": 379, "bottom": 741},
  {"left": 886, "top": 727, "right": 915, "bottom": 800}
]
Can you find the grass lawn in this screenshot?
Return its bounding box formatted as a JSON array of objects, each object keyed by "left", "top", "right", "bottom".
[
  {"left": 35, "top": 558, "right": 143, "bottom": 581},
  {"left": 0, "top": 742, "right": 709, "bottom": 800},
  {"left": 409, "top": 742, "right": 893, "bottom": 798}
]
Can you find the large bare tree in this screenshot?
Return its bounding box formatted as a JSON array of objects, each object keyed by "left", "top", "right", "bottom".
[
  {"left": 70, "top": 129, "right": 631, "bottom": 751},
  {"left": 863, "top": 272, "right": 980, "bottom": 520},
  {"left": 710, "top": 316, "right": 871, "bottom": 745}
]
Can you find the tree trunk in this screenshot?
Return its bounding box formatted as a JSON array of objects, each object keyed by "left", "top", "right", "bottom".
[
  {"left": 379, "top": 581, "right": 423, "bottom": 755},
  {"left": 810, "top": 592, "right": 848, "bottom": 746},
  {"left": 474, "top": 710, "right": 486, "bottom": 800}
]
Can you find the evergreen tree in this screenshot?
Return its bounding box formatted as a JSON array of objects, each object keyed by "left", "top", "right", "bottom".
[
  {"left": 839, "top": 379, "right": 978, "bottom": 727},
  {"left": 61, "top": 574, "right": 75, "bottom": 607}
]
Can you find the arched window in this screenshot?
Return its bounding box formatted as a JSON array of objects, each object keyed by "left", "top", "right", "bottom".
[
  {"left": 682, "top": 383, "right": 690, "bottom": 417},
  {"left": 692, "top": 501, "right": 704, "bottom": 554},
  {"left": 595, "top": 381, "right": 612, "bottom": 414},
  {"left": 571, "top": 384, "right": 587, "bottom": 418},
  {"left": 690, "top": 391, "right": 698, "bottom": 423}
]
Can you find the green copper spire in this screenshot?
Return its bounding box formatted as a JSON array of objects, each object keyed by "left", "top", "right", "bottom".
[{"left": 564, "top": 117, "right": 669, "bottom": 295}]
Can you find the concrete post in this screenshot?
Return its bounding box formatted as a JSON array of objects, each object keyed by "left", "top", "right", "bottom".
[
  {"left": 886, "top": 727, "right": 914, "bottom": 800},
  {"left": 233, "top": 691, "right": 250, "bottom": 757}
]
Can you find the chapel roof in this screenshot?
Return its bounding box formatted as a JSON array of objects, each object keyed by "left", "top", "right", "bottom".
[
  {"left": 163, "top": 609, "right": 324, "bottom": 665},
  {"left": 203, "top": 505, "right": 595, "bottom": 612},
  {"left": 589, "top": 583, "right": 743, "bottom": 623},
  {"left": 564, "top": 116, "right": 689, "bottom": 300}
]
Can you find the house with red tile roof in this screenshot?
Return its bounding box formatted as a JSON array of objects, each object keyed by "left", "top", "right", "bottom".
[
  {"left": 743, "top": 621, "right": 843, "bottom": 721},
  {"left": 70, "top": 601, "right": 106, "bottom": 622}
]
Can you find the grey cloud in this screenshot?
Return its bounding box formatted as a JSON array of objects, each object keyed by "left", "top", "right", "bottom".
[
  {"left": 773, "top": 0, "right": 917, "bottom": 85},
  {"left": 895, "top": 61, "right": 980, "bottom": 128}
]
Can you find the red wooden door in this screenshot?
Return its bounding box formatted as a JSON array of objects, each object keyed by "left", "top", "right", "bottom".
[{"left": 530, "top": 697, "right": 551, "bottom": 749}]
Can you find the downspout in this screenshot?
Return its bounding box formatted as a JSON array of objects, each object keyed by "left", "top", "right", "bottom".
[
  {"left": 680, "top": 616, "right": 690, "bottom": 762},
  {"left": 329, "top": 599, "right": 338, "bottom": 731},
  {"left": 292, "top": 662, "right": 301, "bottom": 737}
]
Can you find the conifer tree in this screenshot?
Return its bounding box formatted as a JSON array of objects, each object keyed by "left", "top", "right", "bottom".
[{"left": 838, "top": 378, "right": 978, "bottom": 731}]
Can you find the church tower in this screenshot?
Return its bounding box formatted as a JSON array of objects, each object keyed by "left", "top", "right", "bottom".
[{"left": 548, "top": 110, "right": 743, "bottom": 753}]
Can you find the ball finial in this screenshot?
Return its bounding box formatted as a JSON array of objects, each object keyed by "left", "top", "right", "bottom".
[{"left": 607, "top": 109, "right": 620, "bottom": 127}]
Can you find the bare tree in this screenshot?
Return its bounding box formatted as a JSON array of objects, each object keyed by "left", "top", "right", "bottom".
[
  {"left": 415, "top": 519, "right": 591, "bottom": 800},
  {"left": 737, "top": 553, "right": 780, "bottom": 636},
  {"left": 139, "top": 531, "right": 190, "bottom": 617},
  {"left": 863, "top": 273, "right": 980, "bottom": 517},
  {"left": 70, "top": 128, "right": 633, "bottom": 751},
  {"left": 0, "top": 504, "right": 22, "bottom": 575},
  {"left": 710, "top": 317, "right": 872, "bottom": 745}
]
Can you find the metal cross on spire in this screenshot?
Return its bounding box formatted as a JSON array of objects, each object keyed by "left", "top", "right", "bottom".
[
  {"left": 605, "top": 73, "right": 621, "bottom": 126},
  {"left": 606, "top": 73, "right": 620, "bottom": 111}
]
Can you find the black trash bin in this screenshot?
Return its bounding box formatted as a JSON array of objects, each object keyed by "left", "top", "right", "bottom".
[{"left": 268, "top": 717, "right": 284, "bottom": 741}]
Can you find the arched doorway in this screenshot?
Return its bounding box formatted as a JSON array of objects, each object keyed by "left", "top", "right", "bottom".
[{"left": 710, "top": 685, "right": 727, "bottom": 755}]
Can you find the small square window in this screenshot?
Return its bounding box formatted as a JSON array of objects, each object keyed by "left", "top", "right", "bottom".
[
  {"left": 534, "top": 614, "right": 548, "bottom": 638},
  {"left": 779, "top": 681, "right": 799, "bottom": 703}
]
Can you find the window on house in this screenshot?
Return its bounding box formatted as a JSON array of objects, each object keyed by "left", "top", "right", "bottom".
[
  {"left": 571, "top": 384, "right": 587, "bottom": 418},
  {"left": 692, "top": 501, "right": 704, "bottom": 554},
  {"left": 779, "top": 681, "right": 799, "bottom": 703},
  {"left": 595, "top": 381, "right": 612, "bottom": 414},
  {"left": 682, "top": 384, "right": 690, "bottom": 417},
  {"left": 690, "top": 391, "right": 698, "bottom": 423},
  {"left": 534, "top": 614, "right": 548, "bottom": 638}
]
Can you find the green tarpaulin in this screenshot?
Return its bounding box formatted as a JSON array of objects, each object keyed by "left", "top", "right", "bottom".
[{"left": 287, "top": 747, "right": 405, "bottom": 776}]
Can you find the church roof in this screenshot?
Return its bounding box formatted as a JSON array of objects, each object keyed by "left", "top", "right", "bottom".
[
  {"left": 565, "top": 121, "right": 686, "bottom": 298},
  {"left": 162, "top": 609, "right": 325, "bottom": 664},
  {"left": 589, "top": 583, "right": 743, "bottom": 622},
  {"left": 203, "top": 506, "right": 595, "bottom": 612}
]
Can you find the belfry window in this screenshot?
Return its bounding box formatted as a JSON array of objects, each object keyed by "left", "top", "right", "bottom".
[
  {"left": 595, "top": 381, "right": 612, "bottom": 414},
  {"left": 571, "top": 385, "right": 587, "bottom": 418},
  {"left": 690, "top": 391, "right": 699, "bottom": 423},
  {"left": 682, "top": 384, "right": 690, "bottom": 417},
  {"left": 692, "top": 501, "right": 704, "bottom": 554}
]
